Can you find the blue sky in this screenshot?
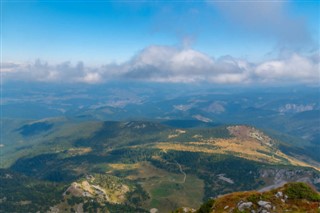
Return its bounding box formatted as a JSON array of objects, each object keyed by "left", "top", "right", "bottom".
[{"left": 1, "top": 1, "right": 319, "bottom": 84}]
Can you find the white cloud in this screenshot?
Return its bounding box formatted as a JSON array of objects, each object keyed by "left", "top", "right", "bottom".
[
  {"left": 79, "top": 72, "right": 102, "bottom": 84},
  {"left": 123, "top": 45, "right": 250, "bottom": 83},
  {"left": 0, "top": 62, "right": 23, "bottom": 73},
  {"left": 254, "top": 53, "right": 320, "bottom": 83},
  {"left": 1, "top": 46, "right": 319, "bottom": 85},
  {"left": 171, "top": 49, "right": 213, "bottom": 71}
]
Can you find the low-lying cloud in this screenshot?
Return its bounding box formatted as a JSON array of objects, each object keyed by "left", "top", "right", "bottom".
[{"left": 1, "top": 45, "right": 319, "bottom": 85}]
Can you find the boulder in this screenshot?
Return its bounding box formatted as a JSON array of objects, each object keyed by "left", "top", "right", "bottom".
[
  {"left": 258, "top": 200, "right": 272, "bottom": 209},
  {"left": 275, "top": 191, "right": 283, "bottom": 198},
  {"left": 237, "top": 201, "right": 253, "bottom": 211}
]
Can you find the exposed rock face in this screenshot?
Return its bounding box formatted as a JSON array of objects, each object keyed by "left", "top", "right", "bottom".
[
  {"left": 237, "top": 201, "right": 253, "bottom": 211},
  {"left": 47, "top": 206, "right": 60, "bottom": 213},
  {"left": 258, "top": 200, "right": 271, "bottom": 209},
  {"left": 149, "top": 208, "right": 158, "bottom": 213},
  {"left": 182, "top": 207, "right": 196, "bottom": 212},
  {"left": 217, "top": 173, "right": 234, "bottom": 184},
  {"left": 275, "top": 191, "right": 283, "bottom": 198},
  {"left": 257, "top": 200, "right": 272, "bottom": 213}
]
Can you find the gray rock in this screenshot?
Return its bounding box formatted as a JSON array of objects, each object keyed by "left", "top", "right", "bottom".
[
  {"left": 275, "top": 191, "right": 283, "bottom": 198},
  {"left": 149, "top": 208, "right": 158, "bottom": 213},
  {"left": 258, "top": 200, "right": 271, "bottom": 208},
  {"left": 238, "top": 201, "right": 253, "bottom": 211},
  {"left": 178, "top": 207, "right": 196, "bottom": 213},
  {"left": 258, "top": 200, "right": 272, "bottom": 211},
  {"left": 264, "top": 203, "right": 272, "bottom": 210}
]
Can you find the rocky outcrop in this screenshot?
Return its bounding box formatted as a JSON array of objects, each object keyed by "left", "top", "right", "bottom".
[
  {"left": 237, "top": 201, "right": 253, "bottom": 211},
  {"left": 257, "top": 200, "right": 272, "bottom": 213},
  {"left": 175, "top": 182, "right": 320, "bottom": 213}
]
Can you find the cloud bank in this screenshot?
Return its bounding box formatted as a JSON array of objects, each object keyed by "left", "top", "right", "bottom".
[{"left": 1, "top": 45, "right": 319, "bottom": 85}]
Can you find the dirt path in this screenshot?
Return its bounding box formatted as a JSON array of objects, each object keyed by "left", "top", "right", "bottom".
[{"left": 174, "top": 161, "right": 186, "bottom": 184}]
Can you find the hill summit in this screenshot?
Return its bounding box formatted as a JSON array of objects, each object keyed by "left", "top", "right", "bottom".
[{"left": 174, "top": 182, "right": 320, "bottom": 213}]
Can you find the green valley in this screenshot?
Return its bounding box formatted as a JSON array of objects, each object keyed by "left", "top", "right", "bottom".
[{"left": 1, "top": 119, "right": 319, "bottom": 212}]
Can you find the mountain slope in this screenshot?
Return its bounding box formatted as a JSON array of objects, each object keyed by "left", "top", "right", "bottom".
[
  {"left": 174, "top": 182, "right": 320, "bottom": 213},
  {"left": 2, "top": 119, "right": 320, "bottom": 212}
]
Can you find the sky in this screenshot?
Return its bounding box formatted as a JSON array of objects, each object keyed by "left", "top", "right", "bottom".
[{"left": 1, "top": 0, "right": 319, "bottom": 85}]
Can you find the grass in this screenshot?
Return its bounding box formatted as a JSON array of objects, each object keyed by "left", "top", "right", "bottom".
[
  {"left": 143, "top": 173, "right": 204, "bottom": 212},
  {"left": 105, "top": 161, "right": 204, "bottom": 213},
  {"left": 151, "top": 182, "right": 175, "bottom": 197},
  {"left": 148, "top": 138, "right": 320, "bottom": 171},
  {"left": 201, "top": 182, "right": 320, "bottom": 213}
]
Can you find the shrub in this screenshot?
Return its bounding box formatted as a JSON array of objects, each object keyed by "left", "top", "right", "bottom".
[
  {"left": 284, "top": 182, "right": 320, "bottom": 201},
  {"left": 197, "top": 199, "right": 215, "bottom": 213}
]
